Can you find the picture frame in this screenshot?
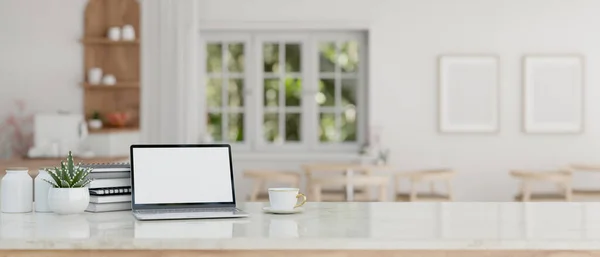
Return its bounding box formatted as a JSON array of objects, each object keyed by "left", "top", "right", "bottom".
[
  {"left": 523, "top": 54, "right": 584, "bottom": 133},
  {"left": 438, "top": 55, "right": 500, "bottom": 133}
]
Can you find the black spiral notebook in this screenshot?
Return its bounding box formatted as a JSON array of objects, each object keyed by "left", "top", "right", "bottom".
[
  {"left": 80, "top": 162, "right": 130, "bottom": 173},
  {"left": 89, "top": 187, "right": 131, "bottom": 196}
]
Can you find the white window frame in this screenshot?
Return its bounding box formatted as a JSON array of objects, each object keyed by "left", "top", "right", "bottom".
[
  {"left": 254, "top": 33, "right": 311, "bottom": 151},
  {"left": 309, "top": 32, "right": 367, "bottom": 152},
  {"left": 199, "top": 33, "right": 252, "bottom": 151},
  {"left": 199, "top": 31, "right": 367, "bottom": 153}
]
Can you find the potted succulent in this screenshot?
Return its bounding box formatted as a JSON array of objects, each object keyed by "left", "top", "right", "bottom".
[
  {"left": 43, "top": 151, "right": 93, "bottom": 214},
  {"left": 88, "top": 111, "right": 103, "bottom": 130}
]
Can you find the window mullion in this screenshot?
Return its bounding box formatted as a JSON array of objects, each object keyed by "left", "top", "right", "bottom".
[
  {"left": 306, "top": 35, "right": 317, "bottom": 149},
  {"left": 255, "top": 36, "right": 265, "bottom": 148},
  {"left": 334, "top": 41, "right": 342, "bottom": 142},
  {"left": 279, "top": 41, "right": 285, "bottom": 142},
  {"left": 245, "top": 36, "right": 254, "bottom": 149},
  {"left": 221, "top": 43, "right": 229, "bottom": 141}
]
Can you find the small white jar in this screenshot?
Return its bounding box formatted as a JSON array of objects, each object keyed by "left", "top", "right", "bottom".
[
  {"left": 34, "top": 168, "right": 53, "bottom": 212},
  {"left": 102, "top": 74, "right": 117, "bottom": 85},
  {"left": 107, "top": 26, "right": 121, "bottom": 41},
  {"left": 1, "top": 167, "right": 33, "bottom": 213},
  {"left": 121, "top": 24, "right": 135, "bottom": 41},
  {"left": 88, "top": 67, "right": 103, "bottom": 85}
]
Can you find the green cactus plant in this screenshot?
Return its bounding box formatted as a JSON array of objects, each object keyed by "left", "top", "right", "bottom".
[
  {"left": 91, "top": 111, "right": 101, "bottom": 120},
  {"left": 43, "top": 151, "right": 93, "bottom": 188}
]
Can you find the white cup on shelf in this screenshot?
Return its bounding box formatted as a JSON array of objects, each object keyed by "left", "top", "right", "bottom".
[
  {"left": 107, "top": 27, "right": 121, "bottom": 41},
  {"left": 122, "top": 24, "right": 135, "bottom": 41}
]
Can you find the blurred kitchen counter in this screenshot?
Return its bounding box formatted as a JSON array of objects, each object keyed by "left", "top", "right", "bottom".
[{"left": 0, "top": 156, "right": 128, "bottom": 178}]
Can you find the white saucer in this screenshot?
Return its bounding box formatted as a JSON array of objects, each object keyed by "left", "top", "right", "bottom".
[{"left": 262, "top": 207, "right": 304, "bottom": 214}]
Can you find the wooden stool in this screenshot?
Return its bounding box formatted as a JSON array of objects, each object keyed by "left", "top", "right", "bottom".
[
  {"left": 510, "top": 170, "right": 572, "bottom": 202},
  {"left": 395, "top": 169, "right": 456, "bottom": 202},
  {"left": 302, "top": 163, "right": 373, "bottom": 202},
  {"left": 244, "top": 170, "right": 301, "bottom": 201},
  {"left": 310, "top": 175, "right": 390, "bottom": 202}
]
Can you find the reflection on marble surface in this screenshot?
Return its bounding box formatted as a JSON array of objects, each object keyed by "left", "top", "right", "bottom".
[
  {"left": 2, "top": 202, "right": 600, "bottom": 250},
  {"left": 269, "top": 219, "right": 298, "bottom": 238}
]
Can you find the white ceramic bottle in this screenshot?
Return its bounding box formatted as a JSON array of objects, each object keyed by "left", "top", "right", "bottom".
[
  {"left": 1, "top": 167, "right": 33, "bottom": 213},
  {"left": 34, "top": 168, "right": 52, "bottom": 212}
]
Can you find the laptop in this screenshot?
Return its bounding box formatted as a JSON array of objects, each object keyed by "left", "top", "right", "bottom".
[{"left": 129, "top": 144, "right": 249, "bottom": 220}]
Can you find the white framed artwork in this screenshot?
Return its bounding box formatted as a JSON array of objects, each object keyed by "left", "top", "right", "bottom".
[
  {"left": 523, "top": 55, "right": 584, "bottom": 133},
  {"left": 438, "top": 55, "right": 499, "bottom": 133}
]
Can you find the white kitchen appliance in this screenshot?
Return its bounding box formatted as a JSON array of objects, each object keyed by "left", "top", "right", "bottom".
[{"left": 28, "top": 113, "right": 90, "bottom": 158}]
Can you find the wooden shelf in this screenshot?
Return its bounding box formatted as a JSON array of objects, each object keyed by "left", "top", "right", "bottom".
[
  {"left": 88, "top": 127, "right": 139, "bottom": 134},
  {"left": 80, "top": 38, "right": 139, "bottom": 45},
  {"left": 83, "top": 0, "right": 140, "bottom": 128},
  {"left": 82, "top": 82, "right": 139, "bottom": 89}
]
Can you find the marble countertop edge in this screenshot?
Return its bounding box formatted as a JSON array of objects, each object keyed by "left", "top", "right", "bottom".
[{"left": 4, "top": 238, "right": 600, "bottom": 250}]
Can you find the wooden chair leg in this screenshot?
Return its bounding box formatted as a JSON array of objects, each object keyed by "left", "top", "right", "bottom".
[
  {"left": 312, "top": 184, "right": 322, "bottom": 202},
  {"left": 409, "top": 180, "right": 417, "bottom": 202},
  {"left": 446, "top": 180, "right": 454, "bottom": 201},
  {"left": 250, "top": 179, "right": 264, "bottom": 202},
  {"left": 522, "top": 182, "right": 531, "bottom": 202},
  {"left": 305, "top": 176, "right": 312, "bottom": 199},
  {"left": 378, "top": 184, "right": 387, "bottom": 202},
  {"left": 395, "top": 177, "right": 400, "bottom": 201},
  {"left": 564, "top": 183, "right": 572, "bottom": 201}
]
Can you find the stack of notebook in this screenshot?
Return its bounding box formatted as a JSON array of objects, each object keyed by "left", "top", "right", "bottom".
[{"left": 80, "top": 162, "right": 132, "bottom": 212}]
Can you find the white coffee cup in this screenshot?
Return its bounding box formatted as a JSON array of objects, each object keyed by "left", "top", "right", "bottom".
[{"left": 268, "top": 188, "right": 307, "bottom": 210}]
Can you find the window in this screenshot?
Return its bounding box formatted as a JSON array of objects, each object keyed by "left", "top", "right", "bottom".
[
  {"left": 205, "top": 39, "right": 248, "bottom": 144},
  {"left": 317, "top": 41, "right": 360, "bottom": 143},
  {"left": 201, "top": 32, "right": 366, "bottom": 152}
]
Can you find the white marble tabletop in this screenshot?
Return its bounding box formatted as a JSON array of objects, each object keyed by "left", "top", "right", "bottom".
[{"left": 2, "top": 202, "right": 600, "bottom": 250}]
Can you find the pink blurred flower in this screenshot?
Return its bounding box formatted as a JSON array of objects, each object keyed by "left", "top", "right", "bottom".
[{"left": 0, "top": 100, "right": 34, "bottom": 159}]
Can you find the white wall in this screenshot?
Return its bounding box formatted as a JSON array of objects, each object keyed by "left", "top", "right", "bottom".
[
  {"left": 196, "top": 0, "right": 600, "bottom": 201},
  {"left": 0, "top": 0, "right": 84, "bottom": 120},
  {"left": 370, "top": 0, "right": 600, "bottom": 201}
]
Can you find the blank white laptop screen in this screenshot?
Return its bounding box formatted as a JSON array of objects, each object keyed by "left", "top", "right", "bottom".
[{"left": 132, "top": 147, "right": 234, "bottom": 204}]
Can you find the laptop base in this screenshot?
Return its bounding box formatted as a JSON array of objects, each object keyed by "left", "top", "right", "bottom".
[{"left": 133, "top": 207, "right": 249, "bottom": 221}]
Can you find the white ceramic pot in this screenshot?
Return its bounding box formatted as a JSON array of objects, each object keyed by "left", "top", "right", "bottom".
[
  {"left": 107, "top": 26, "right": 121, "bottom": 41},
  {"left": 34, "top": 169, "right": 52, "bottom": 212},
  {"left": 87, "top": 67, "right": 102, "bottom": 85},
  {"left": 102, "top": 74, "right": 116, "bottom": 85},
  {"left": 88, "top": 119, "right": 103, "bottom": 130},
  {"left": 48, "top": 188, "right": 90, "bottom": 215},
  {"left": 122, "top": 24, "right": 135, "bottom": 41},
  {"left": 1, "top": 167, "right": 33, "bottom": 213}
]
